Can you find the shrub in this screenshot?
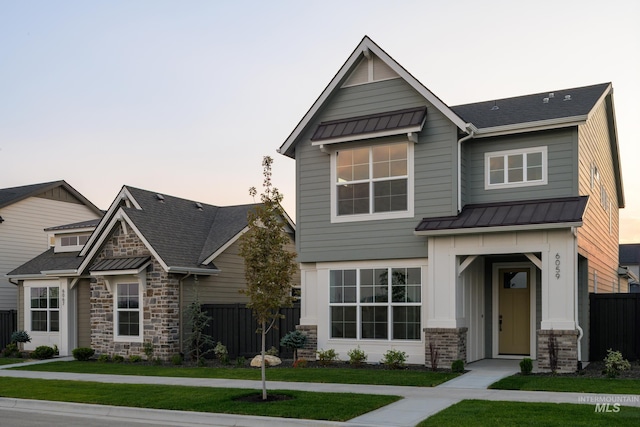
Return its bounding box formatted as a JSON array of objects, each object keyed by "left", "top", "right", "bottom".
[
  {"left": 266, "top": 346, "right": 279, "bottom": 357},
  {"left": 72, "top": 347, "right": 95, "bottom": 361},
  {"left": 293, "top": 358, "right": 308, "bottom": 368},
  {"left": 143, "top": 341, "right": 154, "bottom": 360},
  {"left": 2, "top": 343, "right": 19, "bottom": 358},
  {"left": 129, "top": 355, "right": 142, "bottom": 363},
  {"left": 214, "top": 342, "right": 229, "bottom": 364},
  {"left": 11, "top": 330, "right": 31, "bottom": 344},
  {"left": 347, "top": 347, "right": 368, "bottom": 366},
  {"left": 113, "top": 354, "right": 125, "bottom": 363},
  {"left": 171, "top": 354, "right": 183, "bottom": 365},
  {"left": 381, "top": 349, "right": 407, "bottom": 369},
  {"left": 97, "top": 354, "right": 110, "bottom": 363},
  {"left": 280, "top": 330, "right": 307, "bottom": 360},
  {"left": 451, "top": 359, "right": 465, "bottom": 373},
  {"left": 520, "top": 358, "right": 533, "bottom": 375},
  {"left": 235, "top": 356, "right": 246, "bottom": 367},
  {"left": 316, "top": 348, "right": 338, "bottom": 365},
  {"left": 604, "top": 349, "right": 631, "bottom": 378},
  {"left": 32, "top": 346, "right": 55, "bottom": 359}
]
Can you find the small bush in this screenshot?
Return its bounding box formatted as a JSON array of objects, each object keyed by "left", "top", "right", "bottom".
[
  {"left": 143, "top": 342, "right": 154, "bottom": 360},
  {"left": 520, "top": 358, "right": 533, "bottom": 375},
  {"left": 316, "top": 348, "right": 338, "bottom": 365},
  {"left": 293, "top": 358, "right": 308, "bottom": 368},
  {"left": 451, "top": 359, "right": 465, "bottom": 373},
  {"left": 214, "top": 342, "right": 229, "bottom": 364},
  {"left": 266, "top": 346, "right": 279, "bottom": 357},
  {"left": 604, "top": 349, "right": 631, "bottom": 378},
  {"left": 32, "top": 345, "right": 55, "bottom": 359},
  {"left": 53, "top": 345, "right": 59, "bottom": 356},
  {"left": 381, "top": 349, "right": 407, "bottom": 369},
  {"left": 171, "top": 354, "right": 183, "bottom": 365},
  {"left": 11, "top": 330, "right": 31, "bottom": 344},
  {"left": 153, "top": 357, "right": 162, "bottom": 365},
  {"left": 97, "top": 354, "right": 110, "bottom": 363},
  {"left": 280, "top": 330, "right": 307, "bottom": 360},
  {"left": 2, "top": 343, "right": 19, "bottom": 358},
  {"left": 72, "top": 347, "right": 95, "bottom": 361},
  {"left": 129, "top": 355, "right": 142, "bottom": 363},
  {"left": 235, "top": 356, "right": 246, "bottom": 367},
  {"left": 347, "top": 347, "right": 368, "bottom": 366},
  {"left": 113, "top": 354, "right": 125, "bottom": 363}
]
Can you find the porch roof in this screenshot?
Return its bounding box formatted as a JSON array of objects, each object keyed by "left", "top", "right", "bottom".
[
  {"left": 415, "top": 196, "right": 588, "bottom": 236},
  {"left": 90, "top": 256, "right": 151, "bottom": 273}
]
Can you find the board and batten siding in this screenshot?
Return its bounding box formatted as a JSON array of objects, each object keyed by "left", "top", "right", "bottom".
[
  {"left": 463, "top": 128, "right": 578, "bottom": 206},
  {"left": 0, "top": 197, "right": 101, "bottom": 310},
  {"left": 295, "top": 78, "right": 458, "bottom": 263},
  {"left": 576, "top": 100, "right": 620, "bottom": 293},
  {"left": 77, "top": 279, "right": 91, "bottom": 348}
]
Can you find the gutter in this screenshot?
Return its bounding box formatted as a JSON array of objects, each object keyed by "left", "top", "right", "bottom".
[
  {"left": 167, "top": 266, "right": 221, "bottom": 275},
  {"left": 572, "top": 226, "right": 584, "bottom": 369},
  {"left": 457, "top": 125, "right": 476, "bottom": 213}
]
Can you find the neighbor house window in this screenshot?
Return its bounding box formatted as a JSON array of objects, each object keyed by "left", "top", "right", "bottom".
[
  {"left": 329, "top": 267, "right": 421, "bottom": 340},
  {"left": 61, "top": 235, "right": 90, "bottom": 246},
  {"left": 485, "top": 147, "right": 547, "bottom": 189},
  {"left": 116, "top": 283, "right": 140, "bottom": 338},
  {"left": 332, "top": 142, "right": 413, "bottom": 222},
  {"left": 30, "top": 286, "right": 59, "bottom": 332}
]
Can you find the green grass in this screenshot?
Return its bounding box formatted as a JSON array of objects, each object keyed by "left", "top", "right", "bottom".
[
  {"left": 418, "top": 400, "right": 640, "bottom": 426},
  {"left": 12, "top": 361, "right": 457, "bottom": 387},
  {"left": 490, "top": 374, "right": 640, "bottom": 394},
  {"left": 0, "top": 358, "right": 25, "bottom": 366},
  {"left": 0, "top": 377, "right": 399, "bottom": 421}
]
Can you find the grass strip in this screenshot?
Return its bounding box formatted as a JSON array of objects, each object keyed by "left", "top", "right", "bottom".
[
  {"left": 12, "top": 361, "right": 456, "bottom": 387},
  {"left": 0, "top": 358, "right": 25, "bottom": 366},
  {"left": 490, "top": 374, "right": 640, "bottom": 394},
  {"left": 0, "top": 377, "right": 400, "bottom": 421},
  {"left": 418, "top": 400, "right": 640, "bottom": 426}
]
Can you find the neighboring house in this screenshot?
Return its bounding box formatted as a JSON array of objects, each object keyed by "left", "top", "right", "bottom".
[
  {"left": 8, "top": 185, "right": 297, "bottom": 358},
  {"left": 619, "top": 244, "right": 640, "bottom": 293},
  {"left": 0, "top": 181, "right": 102, "bottom": 311},
  {"left": 278, "top": 36, "right": 624, "bottom": 372}
]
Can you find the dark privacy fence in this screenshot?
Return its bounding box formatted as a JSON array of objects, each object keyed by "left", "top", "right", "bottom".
[
  {"left": 590, "top": 293, "right": 640, "bottom": 361},
  {"left": 1, "top": 310, "right": 17, "bottom": 350},
  {"left": 202, "top": 304, "right": 301, "bottom": 359}
]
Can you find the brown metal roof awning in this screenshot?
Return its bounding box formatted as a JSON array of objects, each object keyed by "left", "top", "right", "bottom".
[
  {"left": 90, "top": 256, "right": 151, "bottom": 273},
  {"left": 415, "top": 196, "right": 589, "bottom": 236},
  {"left": 311, "top": 106, "right": 427, "bottom": 144}
]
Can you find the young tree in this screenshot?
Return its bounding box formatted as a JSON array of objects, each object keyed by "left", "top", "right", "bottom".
[
  {"left": 239, "top": 156, "right": 297, "bottom": 400},
  {"left": 184, "top": 276, "right": 215, "bottom": 365}
]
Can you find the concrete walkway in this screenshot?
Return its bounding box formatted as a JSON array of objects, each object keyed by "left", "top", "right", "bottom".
[{"left": 1, "top": 358, "right": 638, "bottom": 427}]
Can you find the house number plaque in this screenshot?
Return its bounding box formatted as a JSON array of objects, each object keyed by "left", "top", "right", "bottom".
[{"left": 555, "top": 253, "right": 561, "bottom": 279}]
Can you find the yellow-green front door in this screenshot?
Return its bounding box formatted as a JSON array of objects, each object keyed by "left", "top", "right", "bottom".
[{"left": 498, "top": 268, "right": 530, "bottom": 355}]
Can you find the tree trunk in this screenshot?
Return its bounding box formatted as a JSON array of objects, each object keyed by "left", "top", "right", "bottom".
[{"left": 261, "top": 320, "right": 267, "bottom": 400}]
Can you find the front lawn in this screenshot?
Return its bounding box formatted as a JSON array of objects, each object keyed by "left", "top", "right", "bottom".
[
  {"left": 0, "top": 377, "right": 400, "bottom": 421},
  {"left": 418, "top": 400, "right": 640, "bottom": 426},
  {"left": 490, "top": 375, "right": 640, "bottom": 394},
  {"left": 12, "top": 361, "right": 458, "bottom": 387},
  {"left": 0, "top": 358, "right": 25, "bottom": 366}
]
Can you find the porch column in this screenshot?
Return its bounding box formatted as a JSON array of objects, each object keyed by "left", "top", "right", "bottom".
[{"left": 58, "top": 278, "right": 77, "bottom": 356}]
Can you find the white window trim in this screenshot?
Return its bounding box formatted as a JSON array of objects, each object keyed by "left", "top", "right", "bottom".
[
  {"left": 55, "top": 233, "right": 92, "bottom": 253},
  {"left": 328, "top": 265, "right": 422, "bottom": 341},
  {"left": 23, "top": 281, "right": 60, "bottom": 335},
  {"left": 112, "top": 274, "right": 145, "bottom": 343},
  {"left": 330, "top": 141, "right": 414, "bottom": 223},
  {"left": 485, "top": 146, "right": 548, "bottom": 190}
]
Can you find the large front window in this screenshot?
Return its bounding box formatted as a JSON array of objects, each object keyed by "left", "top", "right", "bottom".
[
  {"left": 332, "top": 142, "right": 412, "bottom": 222},
  {"left": 485, "top": 146, "right": 547, "bottom": 189},
  {"left": 329, "top": 267, "right": 421, "bottom": 340},
  {"left": 30, "top": 287, "right": 59, "bottom": 332},
  {"left": 116, "top": 283, "right": 140, "bottom": 337}
]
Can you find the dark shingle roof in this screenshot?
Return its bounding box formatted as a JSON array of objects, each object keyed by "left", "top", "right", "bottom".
[
  {"left": 451, "top": 83, "right": 610, "bottom": 129},
  {"left": 311, "top": 107, "right": 427, "bottom": 141},
  {"left": 7, "top": 249, "right": 84, "bottom": 276},
  {"left": 45, "top": 218, "right": 102, "bottom": 231},
  {"left": 0, "top": 180, "right": 102, "bottom": 214},
  {"left": 620, "top": 244, "right": 640, "bottom": 265},
  {"left": 415, "top": 196, "right": 588, "bottom": 234}
]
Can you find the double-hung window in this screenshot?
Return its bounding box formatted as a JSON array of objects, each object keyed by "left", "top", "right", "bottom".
[
  {"left": 485, "top": 146, "right": 547, "bottom": 189},
  {"left": 329, "top": 267, "right": 421, "bottom": 340},
  {"left": 116, "top": 283, "right": 141, "bottom": 339},
  {"left": 332, "top": 142, "right": 413, "bottom": 222},
  {"left": 30, "top": 286, "right": 59, "bottom": 332}
]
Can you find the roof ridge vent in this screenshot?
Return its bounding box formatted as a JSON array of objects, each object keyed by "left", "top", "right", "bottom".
[
  {"left": 564, "top": 94, "right": 572, "bottom": 101},
  {"left": 490, "top": 101, "right": 499, "bottom": 111},
  {"left": 155, "top": 194, "right": 165, "bottom": 202}
]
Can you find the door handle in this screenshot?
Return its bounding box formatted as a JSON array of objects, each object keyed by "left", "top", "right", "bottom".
[{"left": 499, "top": 315, "right": 503, "bottom": 332}]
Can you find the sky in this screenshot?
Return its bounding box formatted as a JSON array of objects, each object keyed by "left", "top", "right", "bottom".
[{"left": 1, "top": 0, "right": 639, "bottom": 241}]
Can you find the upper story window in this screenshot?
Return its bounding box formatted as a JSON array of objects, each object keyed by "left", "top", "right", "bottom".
[
  {"left": 331, "top": 142, "right": 414, "bottom": 223},
  {"left": 61, "top": 235, "right": 90, "bottom": 247},
  {"left": 485, "top": 146, "right": 547, "bottom": 190}
]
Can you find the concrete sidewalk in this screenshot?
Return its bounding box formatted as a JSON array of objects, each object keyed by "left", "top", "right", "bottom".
[{"left": 1, "top": 358, "right": 638, "bottom": 427}]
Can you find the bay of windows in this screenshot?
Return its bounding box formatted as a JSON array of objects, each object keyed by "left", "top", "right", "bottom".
[
  {"left": 486, "top": 147, "right": 547, "bottom": 188},
  {"left": 329, "top": 267, "right": 421, "bottom": 340},
  {"left": 30, "top": 286, "right": 59, "bottom": 332}
]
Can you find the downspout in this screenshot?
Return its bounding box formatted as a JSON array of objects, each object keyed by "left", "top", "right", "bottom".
[
  {"left": 178, "top": 272, "right": 193, "bottom": 354},
  {"left": 571, "top": 226, "right": 584, "bottom": 369},
  {"left": 457, "top": 126, "right": 475, "bottom": 213}
]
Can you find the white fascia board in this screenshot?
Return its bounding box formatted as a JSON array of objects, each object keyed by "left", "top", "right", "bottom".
[
  {"left": 202, "top": 226, "right": 249, "bottom": 265},
  {"left": 585, "top": 83, "right": 612, "bottom": 121},
  {"left": 472, "top": 116, "right": 587, "bottom": 139},
  {"left": 310, "top": 125, "right": 423, "bottom": 146},
  {"left": 80, "top": 186, "right": 142, "bottom": 256},
  {"left": 414, "top": 221, "right": 583, "bottom": 237},
  {"left": 54, "top": 227, "right": 96, "bottom": 235},
  {"left": 167, "top": 266, "right": 221, "bottom": 275},
  {"left": 279, "top": 36, "right": 469, "bottom": 157},
  {"left": 78, "top": 209, "right": 170, "bottom": 273},
  {"left": 5, "top": 274, "right": 48, "bottom": 280},
  {"left": 39, "top": 270, "right": 79, "bottom": 276}
]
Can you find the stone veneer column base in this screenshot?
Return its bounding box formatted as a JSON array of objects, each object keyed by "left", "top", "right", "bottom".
[
  {"left": 537, "top": 329, "right": 579, "bottom": 373},
  {"left": 424, "top": 327, "right": 468, "bottom": 369},
  {"left": 295, "top": 325, "right": 318, "bottom": 360}
]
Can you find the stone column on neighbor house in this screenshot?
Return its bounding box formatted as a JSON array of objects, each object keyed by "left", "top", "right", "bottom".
[
  {"left": 295, "top": 325, "right": 317, "bottom": 360},
  {"left": 424, "top": 327, "right": 468, "bottom": 369},
  {"left": 537, "top": 329, "right": 579, "bottom": 373}
]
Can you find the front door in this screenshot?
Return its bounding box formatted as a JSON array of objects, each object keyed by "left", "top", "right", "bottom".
[{"left": 498, "top": 268, "right": 530, "bottom": 355}]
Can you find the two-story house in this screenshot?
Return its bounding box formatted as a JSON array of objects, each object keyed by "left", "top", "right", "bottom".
[
  {"left": 279, "top": 36, "right": 623, "bottom": 373},
  {"left": 8, "top": 185, "right": 298, "bottom": 358}
]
